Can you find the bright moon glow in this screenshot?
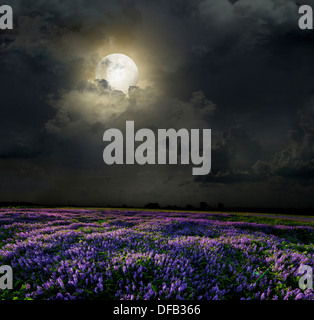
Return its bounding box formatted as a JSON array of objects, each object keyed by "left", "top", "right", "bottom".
[{"left": 95, "top": 53, "right": 138, "bottom": 94}]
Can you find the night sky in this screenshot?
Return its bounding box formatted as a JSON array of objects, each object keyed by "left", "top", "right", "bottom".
[{"left": 1, "top": 0, "right": 314, "bottom": 208}]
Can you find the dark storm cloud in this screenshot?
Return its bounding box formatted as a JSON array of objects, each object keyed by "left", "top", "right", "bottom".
[
  {"left": 271, "top": 107, "right": 314, "bottom": 180},
  {"left": 0, "top": 41, "right": 63, "bottom": 158},
  {"left": 195, "top": 126, "right": 265, "bottom": 185},
  {"left": 197, "top": 106, "right": 314, "bottom": 190},
  {"left": 0, "top": 0, "right": 142, "bottom": 156},
  {"left": 1, "top": 0, "right": 314, "bottom": 207},
  {"left": 44, "top": 80, "right": 216, "bottom": 168}
]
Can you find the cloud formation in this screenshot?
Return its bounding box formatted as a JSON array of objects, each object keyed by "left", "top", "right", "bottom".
[{"left": 1, "top": 0, "right": 314, "bottom": 207}]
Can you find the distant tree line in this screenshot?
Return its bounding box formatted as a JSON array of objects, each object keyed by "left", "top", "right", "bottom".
[
  {"left": 144, "top": 202, "right": 224, "bottom": 211},
  {"left": 1, "top": 201, "right": 314, "bottom": 216}
]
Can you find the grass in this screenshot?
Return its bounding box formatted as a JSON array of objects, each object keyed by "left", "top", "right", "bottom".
[{"left": 203, "top": 214, "right": 314, "bottom": 227}]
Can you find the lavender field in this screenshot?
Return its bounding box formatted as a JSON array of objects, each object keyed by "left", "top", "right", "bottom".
[{"left": 0, "top": 208, "right": 313, "bottom": 300}]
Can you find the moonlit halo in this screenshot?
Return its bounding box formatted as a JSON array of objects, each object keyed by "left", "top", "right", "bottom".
[{"left": 95, "top": 53, "right": 138, "bottom": 94}]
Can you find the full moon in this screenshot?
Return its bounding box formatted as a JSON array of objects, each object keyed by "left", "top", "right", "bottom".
[{"left": 95, "top": 53, "right": 138, "bottom": 94}]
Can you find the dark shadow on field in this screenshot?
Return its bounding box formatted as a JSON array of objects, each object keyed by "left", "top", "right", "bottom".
[
  {"left": 229, "top": 222, "right": 314, "bottom": 245},
  {"left": 107, "top": 220, "right": 137, "bottom": 228},
  {"left": 156, "top": 219, "right": 219, "bottom": 238}
]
